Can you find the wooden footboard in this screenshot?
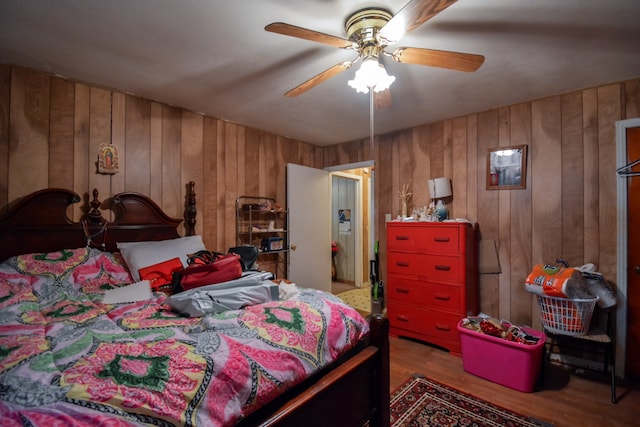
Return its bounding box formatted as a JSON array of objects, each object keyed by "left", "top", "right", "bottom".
[{"left": 240, "top": 315, "right": 390, "bottom": 427}]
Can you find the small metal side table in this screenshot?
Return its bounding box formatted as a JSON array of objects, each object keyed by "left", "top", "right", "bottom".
[{"left": 543, "top": 306, "right": 617, "bottom": 404}]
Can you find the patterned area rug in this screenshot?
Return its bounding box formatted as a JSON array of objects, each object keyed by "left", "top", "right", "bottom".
[
  {"left": 391, "top": 375, "right": 551, "bottom": 427},
  {"left": 336, "top": 286, "right": 370, "bottom": 314}
]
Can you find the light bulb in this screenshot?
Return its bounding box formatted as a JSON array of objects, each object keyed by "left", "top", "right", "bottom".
[{"left": 348, "top": 57, "right": 395, "bottom": 94}]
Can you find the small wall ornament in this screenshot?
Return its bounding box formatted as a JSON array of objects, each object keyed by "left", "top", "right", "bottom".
[{"left": 97, "top": 143, "right": 119, "bottom": 174}]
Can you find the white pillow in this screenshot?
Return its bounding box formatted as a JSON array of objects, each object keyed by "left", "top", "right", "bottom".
[{"left": 117, "top": 235, "right": 206, "bottom": 281}]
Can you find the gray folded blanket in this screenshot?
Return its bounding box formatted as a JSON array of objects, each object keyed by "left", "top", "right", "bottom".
[{"left": 166, "top": 271, "right": 278, "bottom": 317}]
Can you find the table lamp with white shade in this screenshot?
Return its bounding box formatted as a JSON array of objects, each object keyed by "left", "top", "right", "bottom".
[{"left": 428, "top": 177, "right": 452, "bottom": 221}]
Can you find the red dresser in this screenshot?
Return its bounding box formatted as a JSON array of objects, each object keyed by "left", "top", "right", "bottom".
[{"left": 386, "top": 221, "right": 478, "bottom": 354}]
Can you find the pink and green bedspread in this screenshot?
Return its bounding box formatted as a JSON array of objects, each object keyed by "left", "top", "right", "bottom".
[{"left": 0, "top": 248, "right": 369, "bottom": 426}]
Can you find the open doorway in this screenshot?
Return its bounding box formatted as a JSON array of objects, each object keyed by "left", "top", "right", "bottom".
[
  {"left": 286, "top": 161, "right": 374, "bottom": 297},
  {"left": 326, "top": 161, "right": 375, "bottom": 295}
]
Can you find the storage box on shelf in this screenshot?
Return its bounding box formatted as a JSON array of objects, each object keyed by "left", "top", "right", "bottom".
[
  {"left": 235, "top": 196, "right": 288, "bottom": 277},
  {"left": 386, "top": 221, "right": 478, "bottom": 354}
]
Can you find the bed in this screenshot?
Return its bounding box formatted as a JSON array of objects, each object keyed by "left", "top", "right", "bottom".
[{"left": 0, "top": 183, "right": 389, "bottom": 427}]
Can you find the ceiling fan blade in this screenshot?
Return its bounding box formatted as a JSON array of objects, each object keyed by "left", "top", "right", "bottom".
[
  {"left": 265, "top": 22, "right": 356, "bottom": 49},
  {"left": 379, "top": 0, "right": 458, "bottom": 44},
  {"left": 285, "top": 61, "right": 353, "bottom": 97},
  {"left": 392, "top": 47, "right": 484, "bottom": 72},
  {"left": 374, "top": 89, "right": 392, "bottom": 109}
]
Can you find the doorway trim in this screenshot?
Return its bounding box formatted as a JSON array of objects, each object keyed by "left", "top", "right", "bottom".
[
  {"left": 615, "top": 117, "right": 640, "bottom": 376},
  {"left": 325, "top": 160, "right": 376, "bottom": 258},
  {"left": 331, "top": 171, "right": 364, "bottom": 287}
]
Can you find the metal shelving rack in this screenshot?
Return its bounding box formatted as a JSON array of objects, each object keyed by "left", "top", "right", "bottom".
[{"left": 235, "top": 196, "right": 288, "bottom": 277}]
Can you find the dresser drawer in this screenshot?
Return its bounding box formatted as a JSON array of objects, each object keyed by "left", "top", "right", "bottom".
[
  {"left": 387, "top": 252, "right": 464, "bottom": 283},
  {"left": 387, "top": 224, "right": 461, "bottom": 254},
  {"left": 388, "top": 302, "right": 462, "bottom": 343},
  {"left": 388, "top": 275, "right": 464, "bottom": 312}
]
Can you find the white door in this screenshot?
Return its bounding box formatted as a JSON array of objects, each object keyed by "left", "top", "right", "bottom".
[{"left": 287, "top": 163, "right": 332, "bottom": 292}]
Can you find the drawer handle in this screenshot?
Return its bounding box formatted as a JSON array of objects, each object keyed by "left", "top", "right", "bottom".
[
  {"left": 395, "top": 235, "right": 410, "bottom": 241},
  {"left": 434, "top": 237, "right": 450, "bottom": 242},
  {"left": 396, "top": 261, "right": 410, "bottom": 267},
  {"left": 434, "top": 294, "right": 450, "bottom": 301},
  {"left": 397, "top": 288, "right": 410, "bottom": 294},
  {"left": 396, "top": 315, "right": 410, "bottom": 322},
  {"left": 435, "top": 323, "right": 451, "bottom": 331},
  {"left": 434, "top": 265, "right": 451, "bottom": 271}
]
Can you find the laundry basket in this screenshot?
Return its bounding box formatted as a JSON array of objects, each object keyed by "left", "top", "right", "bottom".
[{"left": 536, "top": 294, "right": 598, "bottom": 336}]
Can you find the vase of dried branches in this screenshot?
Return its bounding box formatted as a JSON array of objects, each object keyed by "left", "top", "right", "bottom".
[{"left": 399, "top": 183, "right": 412, "bottom": 218}]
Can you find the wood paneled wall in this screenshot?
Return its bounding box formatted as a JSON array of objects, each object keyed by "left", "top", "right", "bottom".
[
  {"left": 2, "top": 64, "right": 639, "bottom": 327},
  {"left": 322, "top": 79, "right": 640, "bottom": 328},
  {"left": 0, "top": 65, "right": 320, "bottom": 257}
]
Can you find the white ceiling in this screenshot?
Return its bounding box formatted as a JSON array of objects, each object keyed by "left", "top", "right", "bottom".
[{"left": 1, "top": 0, "right": 639, "bottom": 146}]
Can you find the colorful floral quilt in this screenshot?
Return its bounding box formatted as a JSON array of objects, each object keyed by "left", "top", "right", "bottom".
[{"left": 0, "top": 248, "right": 369, "bottom": 426}]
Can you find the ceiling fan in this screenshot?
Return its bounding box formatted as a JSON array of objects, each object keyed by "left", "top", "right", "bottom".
[{"left": 265, "top": 0, "right": 485, "bottom": 104}]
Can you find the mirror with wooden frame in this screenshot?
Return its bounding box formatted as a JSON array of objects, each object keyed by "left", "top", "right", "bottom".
[{"left": 486, "top": 145, "right": 528, "bottom": 190}]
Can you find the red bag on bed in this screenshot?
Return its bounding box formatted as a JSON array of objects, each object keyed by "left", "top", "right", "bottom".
[
  {"left": 138, "top": 257, "right": 184, "bottom": 291},
  {"left": 173, "top": 253, "right": 243, "bottom": 292}
]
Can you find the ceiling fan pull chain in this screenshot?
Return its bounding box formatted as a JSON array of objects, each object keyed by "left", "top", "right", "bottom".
[{"left": 370, "top": 89, "right": 375, "bottom": 153}]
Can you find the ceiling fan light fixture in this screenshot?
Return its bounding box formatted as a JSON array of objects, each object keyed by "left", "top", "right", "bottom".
[
  {"left": 268, "top": 1, "right": 482, "bottom": 98},
  {"left": 347, "top": 57, "right": 395, "bottom": 94}
]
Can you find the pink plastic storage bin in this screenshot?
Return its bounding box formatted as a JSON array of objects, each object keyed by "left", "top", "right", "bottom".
[{"left": 457, "top": 321, "right": 546, "bottom": 392}]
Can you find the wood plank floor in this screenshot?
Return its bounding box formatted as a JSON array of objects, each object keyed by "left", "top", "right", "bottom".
[{"left": 390, "top": 335, "right": 640, "bottom": 426}]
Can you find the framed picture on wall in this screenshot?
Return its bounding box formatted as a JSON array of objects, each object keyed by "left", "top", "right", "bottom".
[{"left": 486, "top": 145, "right": 527, "bottom": 190}]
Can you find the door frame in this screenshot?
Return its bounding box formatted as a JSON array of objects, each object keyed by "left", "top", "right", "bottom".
[
  {"left": 330, "top": 171, "right": 364, "bottom": 287},
  {"left": 325, "top": 160, "right": 376, "bottom": 269},
  {"left": 615, "top": 117, "right": 640, "bottom": 376}
]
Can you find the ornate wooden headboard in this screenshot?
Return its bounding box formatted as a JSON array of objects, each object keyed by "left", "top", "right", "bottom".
[{"left": 0, "top": 182, "right": 197, "bottom": 261}]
